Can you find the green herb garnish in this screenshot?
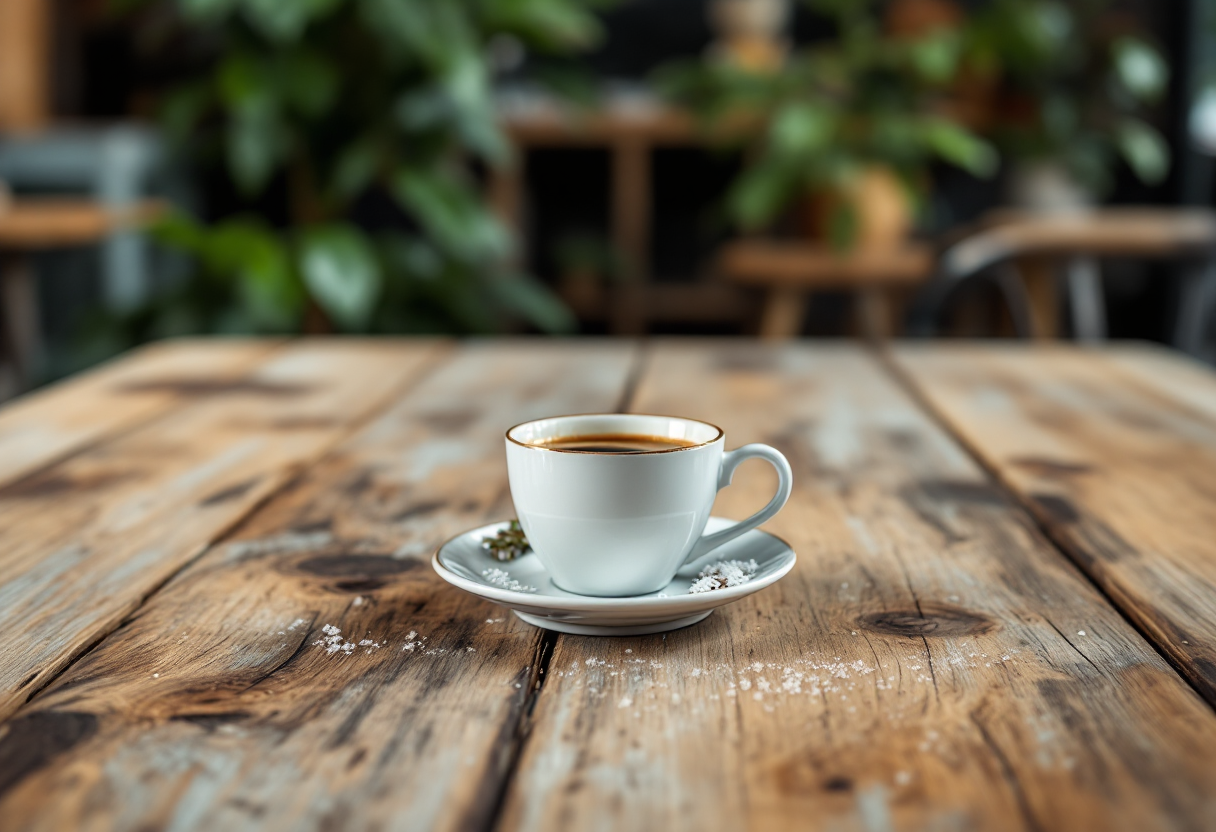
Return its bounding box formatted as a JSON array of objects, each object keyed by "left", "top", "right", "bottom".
[{"left": 482, "top": 520, "right": 531, "bottom": 561}]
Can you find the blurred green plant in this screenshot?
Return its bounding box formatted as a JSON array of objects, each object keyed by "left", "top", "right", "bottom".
[
  {"left": 656, "top": 0, "right": 997, "bottom": 241},
  {"left": 970, "top": 0, "right": 1170, "bottom": 194},
  {"left": 109, "top": 0, "right": 604, "bottom": 340}
]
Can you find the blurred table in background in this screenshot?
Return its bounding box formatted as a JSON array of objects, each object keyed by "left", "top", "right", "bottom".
[
  {"left": 3, "top": 338, "right": 1216, "bottom": 830},
  {"left": 493, "top": 87, "right": 757, "bottom": 334},
  {"left": 717, "top": 240, "right": 934, "bottom": 338},
  {"left": 0, "top": 198, "right": 163, "bottom": 394}
]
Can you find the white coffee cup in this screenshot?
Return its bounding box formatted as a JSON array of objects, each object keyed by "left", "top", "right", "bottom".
[{"left": 505, "top": 413, "right": 793, "bottom": 597}]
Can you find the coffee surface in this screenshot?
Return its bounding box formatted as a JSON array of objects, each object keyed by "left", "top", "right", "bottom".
[{"left": 535, "top": 433, "right": 698, "bottom": 453}]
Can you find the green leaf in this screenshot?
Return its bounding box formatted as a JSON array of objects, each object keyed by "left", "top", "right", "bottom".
[
  {"left": 1116, "top": 119, "right": 1169, "bottom": 185},
  {"left": 918, "top": 118, "right": 997, "bottom": 177},
  {"left": 479, "top": 0, "right": 603, "bottom": 52},
  {"left": 383, "top": 235, "right": 444, "bottom": 282},
  {"left": 217, "top": 55, "right": 288, "bottom": 194},
  {"left": 486, "top": 275, "right": 577, "bottom": 334},
  {"left": 226, "top": 110, "right": 288, "bottom": 195},
  {"left": 768, "top": 102, "right": 834, "bottom": 159},
  {"left": 1112, "top": 37, "right": 1168, "bottom": 103},
  {"left": 155, "top": 215, "right": 303, "bottom": 331},
  {"left": 210, "top": 224, "right": 301, "bottom": 330},
  {"left": 361, "top": 0, "right": 478, "bottom": 72},
  {"left": 906, "top": 31, "right": 962, "bottom": 83},
  {"left": 276, "top": 50, "right": 339, "bottom": 117},
  {"left": 179, "top": 0, "right": 240, "bottom": 22},
  {"left": 331, "top": 139, "right": 381, "bottom": 200},
  {"left": 390, "top": 166, "right": 511, "bottom": 262},
  {"left": 159, "top": 83, "right": 212, "bottom": 140},
  {"left": 240, "top": 0, "right": 342, "bottom": 42},
  {"left": 298, "top": 225, "right": 383, "bottom": 330},
  {"left": 443, "top": 54, "right": 509, "bottom": 164},
  {"left": 150, "top": 211, "right": 209, "bottom": 253},
  {"left": 727, "top": 163, "right": 798, "bottom": 231}
]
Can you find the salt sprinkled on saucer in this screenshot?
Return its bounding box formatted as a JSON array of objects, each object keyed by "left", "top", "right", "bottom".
[
  {"left": 688, "top": 559, "right": 759, "bottom": 594},
  {"left": 481, "top": 567, "right": 537, "bottom": 593}
]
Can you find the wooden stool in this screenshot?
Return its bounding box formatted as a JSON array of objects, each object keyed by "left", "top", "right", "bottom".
[{"left": 717, "top": 239, "right": 934, "bottom": 339}]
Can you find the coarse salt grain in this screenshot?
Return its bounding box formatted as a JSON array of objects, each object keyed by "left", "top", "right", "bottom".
[
  {"left": 481, "top": 568, "right": 537, "bottom": 593},
  {"left": 688, "top": 559, "right": 759, "bottom": 593}
]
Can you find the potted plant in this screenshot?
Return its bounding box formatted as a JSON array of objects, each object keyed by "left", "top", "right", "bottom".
[
  {"left": 97, "top": 0, "right": 603, "bottom": 345},
  {"left": 657, "top": 0, "right": 996, "bottom": 249},
  {"left": 970, "top": 0, "right": 1170, "bottom": 210}
]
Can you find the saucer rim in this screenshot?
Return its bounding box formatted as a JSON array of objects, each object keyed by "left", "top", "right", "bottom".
[{"left": 432, "top": 517, "right": 796, "bottom": 611}]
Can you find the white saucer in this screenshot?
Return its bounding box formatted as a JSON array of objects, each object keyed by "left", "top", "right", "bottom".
[{"left": 432, "top": 517, "right": 796, "bottom": 635}]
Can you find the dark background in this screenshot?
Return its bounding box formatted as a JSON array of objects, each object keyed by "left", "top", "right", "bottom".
[{"left": 30, "top": 0, "right": 1216, "bottom": 342}]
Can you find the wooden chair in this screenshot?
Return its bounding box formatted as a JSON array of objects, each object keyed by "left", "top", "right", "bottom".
[
  {"left": 905, "top": 208, "right": 1216, "bottom": 357},
  {"left": 0, "top": 199, "right": 163, "bottom": 393}
]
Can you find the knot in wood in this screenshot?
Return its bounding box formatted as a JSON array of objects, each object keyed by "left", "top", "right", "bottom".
[{"left": 857, "top": 603, "right": 996, "bottom": 638}]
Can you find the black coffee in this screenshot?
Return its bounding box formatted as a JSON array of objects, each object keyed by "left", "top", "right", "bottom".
[{"left": 536, "top": 433, "right": 698, "bottom": 453}]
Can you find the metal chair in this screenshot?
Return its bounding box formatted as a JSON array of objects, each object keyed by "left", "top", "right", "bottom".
[{"left": 906, "top": 208, "right": 1216, "bottom": 359}]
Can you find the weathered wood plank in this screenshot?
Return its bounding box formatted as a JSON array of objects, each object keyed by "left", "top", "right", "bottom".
[
  {"left": 500, "top": 342, "right": 1216, "bottom": 831},
  {"left": 0, "top": 339, "right": 444, "bottom": 721},
  {"left": 893, "top": 343, "right": 1216, "bottom": 708},
  {"left": 0, "top": 338, "right": 280, "bottom": 488},
  {"left": 0, "top": 340, "right": 638, "bottom": 832}
]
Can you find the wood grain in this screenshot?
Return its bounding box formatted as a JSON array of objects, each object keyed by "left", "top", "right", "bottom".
[
  {"left": 0, "top": 338, "right": 278, "bottom": 488},
  {"left": 0, "top": 340, "right": 638, "bottom": 832},
  {"left": 893, "top": 343, "right": 1216, "bottom": 708},
  {"left": 499, "top": 342, "right": 1216, "bottom": 831},
  {"left": 0, "top": 339, "right": 442, "bottom": 721},
  {"left": 0, "top": 0, "right": 49, "bottom": 131}
]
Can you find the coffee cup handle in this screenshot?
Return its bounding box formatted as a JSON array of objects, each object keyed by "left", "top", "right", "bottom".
[{"left": 676, "top": 443, "right": 793, "bottom": 577}]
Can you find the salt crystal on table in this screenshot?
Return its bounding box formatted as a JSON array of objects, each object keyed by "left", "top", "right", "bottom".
[
  {"left": 1077, "top": 630, "right": 1086, "bottom": 636},
  {"left": 353, "top": 596, "right": 364, "bottom": 606}
]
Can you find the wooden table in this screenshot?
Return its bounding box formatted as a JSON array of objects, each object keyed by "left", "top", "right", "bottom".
[
  {"left": 718, "top": 240, "right": 935, "bottom": 339},
  {"left": 2, "top": 337, "right": 1216, "bottom": 831}
]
